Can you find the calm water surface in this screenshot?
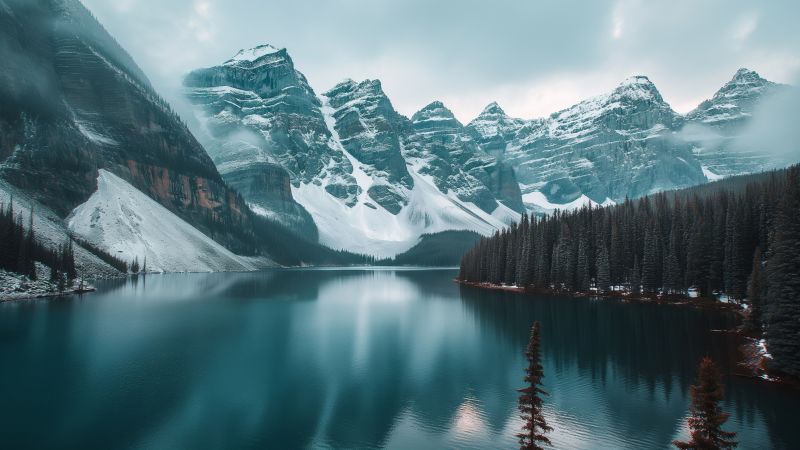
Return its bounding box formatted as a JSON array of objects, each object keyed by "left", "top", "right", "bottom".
[{"left": 0, "top": 269, "right": 797, "bottom": 449}]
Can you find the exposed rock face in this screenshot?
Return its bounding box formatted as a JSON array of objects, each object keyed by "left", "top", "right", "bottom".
[
  {"left": 508, "top": 76, "right": 705, "bottom": 204},
  {"left": 467, "top": 102, "right": 526, "bottom": 157},
  {"left": 322, "top": 79, "right": 412, "bottom": 213},
  {"left": 184, "top": 46, "right": 523, "bottom": 256},
  {"left": 0, "top": 0, "right": 258, "bottom": 253},
  {"left": 403, "top": 101, "right": 523, "bottom": 213},
  {"left": 684, "top": 68, "right": 786, "bottom": 177},
  {"left": 467, "top": 70, "right": 792, "bottom": 210}
]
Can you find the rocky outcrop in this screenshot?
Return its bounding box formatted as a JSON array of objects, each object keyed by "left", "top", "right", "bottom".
[
  {"left": 684, "top": 68, "right": 786, "bottom": 178},
  {"left": 322, "top": 79, "right": 412, "bottom": 213},
  {"left": 468, "top": 77, "right": 708, "bottom": 208},
  {"left": 184, "top": 46, "right": 523, "bottom": 256},
  {"left": 403, "top": 101, "right": 523, "bottom": 213},
  {"left": 468, "top": 70, "right": 793, "bottom": 210},
  {"left": 184, "top": 45, "right": 352, "bottom": 234},
  {"left": 466, "top": 102, "right": 526, "bottom": 157}
]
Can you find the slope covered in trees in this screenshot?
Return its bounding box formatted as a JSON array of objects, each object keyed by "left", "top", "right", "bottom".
[
  {"left": 459, "top": 166, "right": 800, "bottom": 377},
  {"left": 0, "top": 201, "right": 77, "bottom": 288}
]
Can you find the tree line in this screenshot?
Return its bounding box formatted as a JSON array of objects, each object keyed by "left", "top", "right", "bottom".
[
  {"left": 0, "top": 200, "right": 76, "bottom": 287},
  {"left": 459, "top": 166, "right": 800, "bottom": 377}
]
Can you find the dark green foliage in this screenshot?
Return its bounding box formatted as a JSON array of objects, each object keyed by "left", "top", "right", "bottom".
[
  {"left": 460, "top": 167, "right": 800, "bottom": 375},
  {"left": 130, "top": 257, "right": 140, "bottom": 274},
  {"left": 596, "top": 245, "right": 611, "bottom": 293},
  {"left": 73, "top": 237, "right": 128, "bottom": 273},
  {"left": 517, "top": 322, "right": 552, "bottom": 450},
  {"left": 382, "top": 231, "right": 481, "bottom": 267},
  {"left": 745, "top": 247, "right": 764, "bottom": 332},
  {"left": 674, "top": 357, "right": 737, "bottom": 450},
  {"left": 0, "top": 201, "right": 76, "bottom": 282},
  {"left": 765, "top": 168, "right": 800, "bottom": 377}
]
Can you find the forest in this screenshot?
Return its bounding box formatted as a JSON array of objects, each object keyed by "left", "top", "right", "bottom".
[
  {"left": 0, "top": 200, "right": 77, "bottom": 288},
  {"left": 459, "top": 166, "right": 800, "bottom": 377}
]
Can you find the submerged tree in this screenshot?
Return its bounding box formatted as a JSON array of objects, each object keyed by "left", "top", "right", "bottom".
[
  {"left": 674, "top": 357, "right": 737, "bottom": 450},
  {"left": 518, "top": 322, "right": 552, "bottom": 450}
]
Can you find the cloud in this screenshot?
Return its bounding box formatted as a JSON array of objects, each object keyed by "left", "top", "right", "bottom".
[
  {"left": 82, "top": 0, "right": 800, "bottom": 122},
  {"left": 733, "top": 81, "right": 800, "bottom": 166}
]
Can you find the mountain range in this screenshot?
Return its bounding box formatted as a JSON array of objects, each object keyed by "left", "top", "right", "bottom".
[
  {"left": 184, "top": 44, "right": 790, "bottom": 255},
  {"left": 0, "top": 0, "right": 794, "bottom": 271}
]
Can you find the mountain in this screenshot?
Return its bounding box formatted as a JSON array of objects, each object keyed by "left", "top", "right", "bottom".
[
  {"left": 466, "top": 70, "right": 791, "bottom": 213},
  {"left": 0, "top": 0, "right": 362, "bottom": 271},
  {"left": 403, "top": 101, "right": 524, "bottom": 214},
  {"left": 468, "top": 76, "right": 705, "bottom": 211},
  {"left": 684, "top": 68, "right": 787, "bottom": 178},
  {"left": 185, "top": 46, "right": 522, "bottom": 257},
  {"left": 68, "top": 170, "right": 262, "bottom": 272}
]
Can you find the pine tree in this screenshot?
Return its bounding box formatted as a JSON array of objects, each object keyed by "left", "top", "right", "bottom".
[
  {"left": 744, "top": 247, "right": 764, "bottom": 333},
  {"left": 576, "top": 233, "right": 590, "bottom": 292},
  {"left": 596, "top": 245, "right": 611, "bottom": 293},
  {"left": 517, "top": 322, "right": 552, "bottom": 450},
  {"left": 663, "top": 227, "right": 682, "bottom": 295},
  {"left": 630, "top": 256, "right": 641, "bottom": 295},
  {"left": 765, "top": 168, "right": 800, "bottom": 376},
  {"left": 518, "top": 232, "right": 532, "bottom": 289},
  {"left": 131, "top": 257, "right": 140, "bottom": 274},
  {"left": 641, "top": 222, "right": 659, "bottom": 294},
  {"left": 724, "top": 204, "right": 746, "bottom": 299},
  {"left": 674, "top": 357, "right": 737, "bottom": 450}
]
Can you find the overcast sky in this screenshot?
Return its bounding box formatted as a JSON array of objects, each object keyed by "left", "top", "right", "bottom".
[{"left": 82, "top": 0, "right": 800, "bottom": 123}]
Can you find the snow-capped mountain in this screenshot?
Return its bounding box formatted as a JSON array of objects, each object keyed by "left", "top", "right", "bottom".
[
  {"left": 466, "top": 70, "right": 791, "bottom": 213},
  {"left": 403, "top": 101, "right": 524, "bottom": 214},
  {"left": 0, "top": 0, "right": 348, "bottom": 271},
  {"left": 466, "top": 102, "right": 527, "bottom": 157},
  {"left": 185, "top": 46, "right": 522, "bottom": 257},
  {"left": 684, "top": 68, "right": 787, "bottom": 178}
]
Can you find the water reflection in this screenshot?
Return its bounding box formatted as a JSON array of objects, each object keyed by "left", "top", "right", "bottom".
[{"left": 0, "top": 269, "right": 796, "bottom": 449}]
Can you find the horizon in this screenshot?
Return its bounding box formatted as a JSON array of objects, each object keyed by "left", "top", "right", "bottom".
[{"left": 81, "top": 0, "right": 800, "bottom": 123}]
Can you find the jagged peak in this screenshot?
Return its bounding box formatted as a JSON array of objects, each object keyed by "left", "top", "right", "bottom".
[
  {"left": 224, "top": 44, "right": 286, "bottom": 65},
  {"left": 324, "top": 78, "right": 385, "bottom": 98},
  {"left": 724, "top": 67, "right": 771, "bottom": 88},
  {"left": 732, "top": 67, "right": 761, "bottom": 81},
  {"left": 412, "top": 101, "right": 458, "bottom": 123},
  {"left": 479, "top": 101, "right": 506, "bottom": 116},
  {"left": 610, "top": 75, "right": 664, "bottom": 102}
]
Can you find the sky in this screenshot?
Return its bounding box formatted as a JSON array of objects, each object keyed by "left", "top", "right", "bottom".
[{"left": 81, "top": 0, "right": 800, "bottom": 123}]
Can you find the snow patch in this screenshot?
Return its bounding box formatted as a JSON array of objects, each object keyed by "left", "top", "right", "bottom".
[
  {"left": 702, "top": 166, "right": 725, "bottom": 182},
  {"left": 523, "top": 191, "right": 615, "bottom": 214},
  {"left": 225, "top": 44, "right": 282, "bottom": 64},
  {"left": 68, "top": 170, "right": 267, "bottom": 273}
]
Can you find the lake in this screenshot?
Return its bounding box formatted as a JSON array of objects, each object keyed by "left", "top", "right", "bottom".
[{"left": 0, "top": 268, "right": 797, "bottom": 449}]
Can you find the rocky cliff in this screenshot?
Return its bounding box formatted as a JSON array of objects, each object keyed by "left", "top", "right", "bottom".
[
  {"left": 0, "top": 0, "right": 257, "bottom": 254},
  {"left": 184, "top": 46, "right": 522, "bottom": 257}
]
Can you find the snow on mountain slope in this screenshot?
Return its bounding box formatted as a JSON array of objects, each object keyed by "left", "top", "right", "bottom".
[
  {"left": 293, "top": 163, "right": 516, "bottom": 258},
  {"left": 522, "top": 191, "right": 615, "bottom": 215},
  {"left": 184, "top": 48, "right": 522, "bottom": 258},
  {"left": 292, "top": 100, "right": 517, "bottom": 258},
  {"left": 68, "top": 170, "right": 267, "bottom": 273}
]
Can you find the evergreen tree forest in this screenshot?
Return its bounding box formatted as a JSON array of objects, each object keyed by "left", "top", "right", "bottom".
[
  {"left": 459, "top": 166, "right": 800, "bottom": 377},
  {"left": 0, "top": 200, "right": 77, "bottom": 286}
]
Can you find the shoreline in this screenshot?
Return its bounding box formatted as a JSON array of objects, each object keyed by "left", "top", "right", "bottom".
[{"left": 455, "top": 279, "right": 792, "bottom": 385}]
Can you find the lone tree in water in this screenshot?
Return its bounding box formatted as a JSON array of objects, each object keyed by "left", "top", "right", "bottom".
[
  {"left": 674, "top": 357, "right": 737, "bottom": 450},
  {"left": 518, "top": 321, "right": 552, "bottom": 450}
]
